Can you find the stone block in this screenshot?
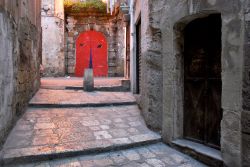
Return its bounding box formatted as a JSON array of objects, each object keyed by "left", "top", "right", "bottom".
[
  {"left": 67, "top": 53, "right": 75, "bottom": 58},
  {"left": 68, "top": 67, "right": 75, "bottom": 74},
  {"left": 68, "top": 44, "right": 73, "bottom": 50},
  {"left": 242, "top": 133, "right": 250, "bottom": 167},
  {"left": 34, "top": 123, "right": 55, "bottom": 130},
  {"left": 221, "top": 110, "right": 240, "bottom": 132},
  {"left": 122, "top": 150, "right": 140, "bottom": 161},
  {"left": 94, "top": 131, "right": 112, "bottom": 139},
  {"left": 84, "top": 69, "right": 94, "bottom": 92},
  {"left": 242, "top": 110, "right": 250, "bottom": 134},
  {"left": 121, "top": 79, "right": 130, "bottom": 89},
  {"left": 67, "top": 37, "right": 74, "bottom": 43},
  {"left": 68, "top": 59, "right": 75, "bottom": 66}
]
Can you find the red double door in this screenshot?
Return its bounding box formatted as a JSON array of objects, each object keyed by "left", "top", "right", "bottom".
[{"left": 75, "top": 31, "right": 108, "bottom": 77}]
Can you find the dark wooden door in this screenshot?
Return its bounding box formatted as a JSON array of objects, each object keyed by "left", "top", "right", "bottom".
[
  {"left": 136, "top": 19, "right": 141, "bottom": 94},
  {"left": 184, "top": 14, "right": 222, "bottom": 148}
]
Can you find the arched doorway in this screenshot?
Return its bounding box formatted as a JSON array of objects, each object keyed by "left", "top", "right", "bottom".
[
  {"left": 183, "top": 14, "right": 222, "bottom": 149},
  {"left": 75, "top": 30, "right": 108, "bottom": 77}
]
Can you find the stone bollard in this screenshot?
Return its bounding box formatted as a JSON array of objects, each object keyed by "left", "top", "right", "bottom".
[{"left": 84, "top": 68, "right": 94, "bottom": 92}]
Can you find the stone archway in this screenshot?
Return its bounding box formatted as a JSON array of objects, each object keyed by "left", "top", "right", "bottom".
[{"left": 75, "top": 30, "right": 108, "bottom": 77}]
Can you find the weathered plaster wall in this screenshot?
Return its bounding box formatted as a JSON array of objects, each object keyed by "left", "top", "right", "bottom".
[
  {"left": 65, "top": 14, "right": 125, "bottom": 77},
  {"left": 41, "top": 0, "right": 65, "bottom": 76},
  {"left": 116, "top": 13, "right": 126, "bottom": 77},
  {"left": 0, "top": 0, "right": 41, "bottom": 148}
]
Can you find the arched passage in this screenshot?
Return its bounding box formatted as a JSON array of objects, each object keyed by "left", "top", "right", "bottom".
[{"left": 75, "top": 30, "right": 108, "bottom": 77}]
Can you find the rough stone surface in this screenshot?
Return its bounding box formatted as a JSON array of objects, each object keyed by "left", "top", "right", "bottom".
[
  {"left": 29, "top": 89, "right": 136, "bottom": 105},
  {"left": 1, "top": 105, "right": 161, "bottom": 163},
  {"left": 130, "top": 0, "right": 163, "bottom": 131},
  {"left": 130, "top": 0, "right": 247, "bottom": 166},
  {"left": 40, "top": 77, "right": 123, "bottom": 89},
  {"left": 41, "top": 0, "right": 65, "bottom": 76},
  {"left": 84, "top": 69, "right": 94, "bottom": 92},
  {"left": 0, "top": 0, "right": 41, "bottom": 148},
  {"left": 4, "top": 143, "right": 207, "bottom": 167},
  {"left": 65, "top": 12, "right": 126, "bottom": 77}
]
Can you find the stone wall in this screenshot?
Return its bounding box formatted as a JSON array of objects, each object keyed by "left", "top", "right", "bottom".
[
  {"left": 131, "top": 0, "right": 247, "bottom": 166},
  {"left": 242, "top": 1, "right": 250, "bottom": 166},
  {"left": 0, "top": 0, "right": 41, "bottom": 148},
  {"left": 116, "top": 13, "right": 126, "bottom": 77},
  {"left": 130, "top": 0, "right": 163, "bottom": 131},
  {"left": 141, "top": 0, "right": 163, "bottom": 131},
  {"left": 161, "top": 1, "right": 244, "bottom": 166},
  {"left": 65, "top": 13, "right": 125, "bottom": 77},
  {"left": 41, "top": 0, "right": 65, "bottom": 76}
]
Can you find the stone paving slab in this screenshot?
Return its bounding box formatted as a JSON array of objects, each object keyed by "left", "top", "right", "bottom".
[
  {"left": 29, "top": 89, "right": 136, "bottom": 107},
  {"left": 1, "top": 105, "right": 161, "bottom": 165},
  {"left": 4, "top": 143, "right": 207, "bottom": 167},
  {"left": 41, "top": 77, "right": 123, "bottom": 89}
]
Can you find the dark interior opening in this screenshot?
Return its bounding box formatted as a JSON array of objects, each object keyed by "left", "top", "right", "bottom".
[{"left": 183, "top": 14, "right": 222, "bottom": 149}]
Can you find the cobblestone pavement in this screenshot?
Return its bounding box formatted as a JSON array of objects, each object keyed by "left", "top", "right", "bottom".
[
  {"left": 41, "top": 77, "right": 123, "bottom": 89},
  {"left": 5, "top": 143, "right": 207, "bottom": 167},
  {"left": 1, "top": 78, "right": 207, "bottom": 166},
  {"left": 29, "top": 89, "right": 135, "bottom": 105},
  {"left": 1, "top": 105, "right": 160, "bottom": 163}
]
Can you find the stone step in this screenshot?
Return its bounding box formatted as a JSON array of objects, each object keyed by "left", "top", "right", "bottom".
[
  {"left": 65, "top": 85, "right": 130, "bottom": 92},
  {"left": 40, "top": 77, "right": 130, "bottom": 92},
  {"left": 171, "top": 139, "right": 223, "bottom": 167},
  {"left": 29, "top": 101, "right": 137, "bottom": 108},
  {"left": 1, "top": 135, "right": 161, "bottom": 165},
  {"left": 46, "top": 79, "right": 130, "bottom": 92},
  {"left": 2, "top": 143, "right": 207, "bottom": 167},
  {"left": 0, "top": 105, "right": 161, "bottom": 165},
  {"left": 29, "top": 89, "right": 136, "bottom": 108},
  {"left": 41, "top": 85, "right": 130, "bottom": 92}
]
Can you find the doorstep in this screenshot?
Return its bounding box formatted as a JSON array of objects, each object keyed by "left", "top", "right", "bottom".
[{"left": 172, "top": 139, "right": 223, "bottom": 167}]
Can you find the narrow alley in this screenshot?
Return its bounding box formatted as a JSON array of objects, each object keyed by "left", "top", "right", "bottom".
[
  {"left": 1, "top": 0, "right": 250, "bottom": 167},
  {"left": 1, "top": 78, "right": 205, "bottom": 167}
]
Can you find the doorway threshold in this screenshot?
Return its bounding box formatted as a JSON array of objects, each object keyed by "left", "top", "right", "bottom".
[{"left": 172, "top": 139, "right": 223, "bottom": 167}]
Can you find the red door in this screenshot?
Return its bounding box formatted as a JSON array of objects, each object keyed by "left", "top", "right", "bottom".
[{"left": 75, "top": 31, "right": 108, "bottom": 77}]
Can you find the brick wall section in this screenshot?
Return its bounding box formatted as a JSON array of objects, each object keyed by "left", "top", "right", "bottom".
[{"left": 0, "top": 0, "right": 41, "bottom": 148}]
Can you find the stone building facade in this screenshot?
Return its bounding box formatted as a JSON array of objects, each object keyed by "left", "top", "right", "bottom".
[
  {"left": 41, "top": 0, "right": 65, "bottom": 76},
  {"left": 41, "top": 0, "right": 129, "bottom": 77},
  {"left": 65, "top": 12, "right": 126, "bottom": 77},
  {"left": 0, "top": 0, "right": 41, "bottom": 148},
  {"left": 130, "top": 0, "right": 250, "bottom": 166}
]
